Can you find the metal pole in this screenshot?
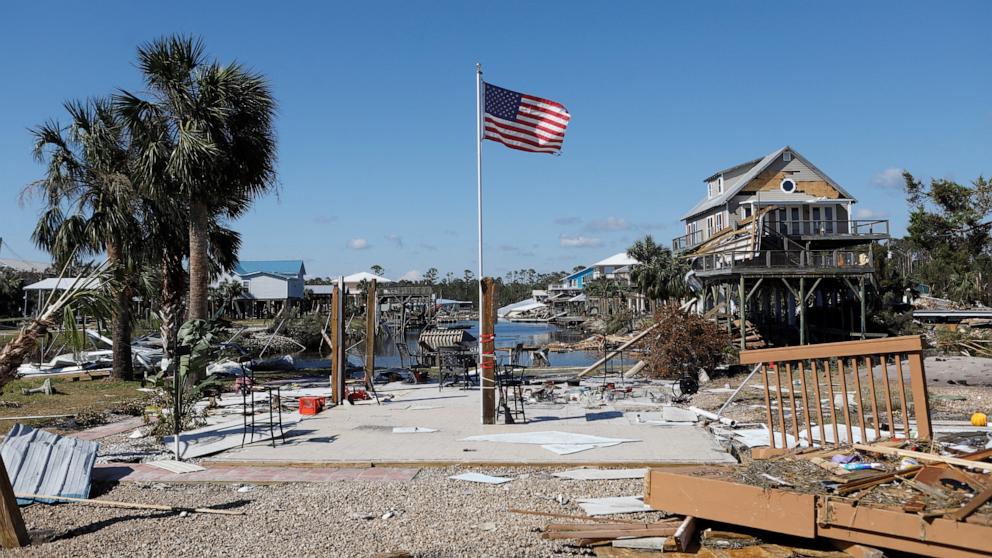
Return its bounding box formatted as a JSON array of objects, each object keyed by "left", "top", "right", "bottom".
[{"left": 476, "top": 63, "right": 485, "bottom": 424}]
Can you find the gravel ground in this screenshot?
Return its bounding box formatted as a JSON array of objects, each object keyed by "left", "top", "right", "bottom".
[{"left": 11, "top": 466, "right": 667, "bottom": 558}]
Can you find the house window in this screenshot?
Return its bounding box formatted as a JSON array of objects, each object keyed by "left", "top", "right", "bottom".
[
  {"left": 824, "top": 207, "right": 835, "bottom": 233},
  {"left": 784, "top": 151, "right": 792, "bottom": 162},
  {"left": 718, "top": 174, "right": 724, "bottom": 193},
  {"left": 780, "top": 178, "right": 797, "bottom": 193},
  {"left": 715, "top": 212, "right": 724, "bottom": 230},
  {"left": 242, "top": 280, "right": 250, "bottom": 290},
  {"left": 706, "top": 216, "right": 714, "bottom": 238}
]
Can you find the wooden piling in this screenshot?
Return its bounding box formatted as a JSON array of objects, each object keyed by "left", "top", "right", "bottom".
[
  {"left": 481, "top": 277, "right": 497, "bottom": 424},
  {"left": 0, "top": 457, "right": 28, "bottom": 549}
]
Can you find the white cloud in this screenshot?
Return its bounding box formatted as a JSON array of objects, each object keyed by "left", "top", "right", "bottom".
[
  {"left": 560, "top": 234, "right": 603, "bottom": 248},
  {"left": 347, "top": 238, "right": 370, "bottom": 250},
  {"left": 399, "top": 269, "right": 422, "bottom": 281},
  {"left": 854, "top": 208, "right": 889, "bottom": 219},
  {"left": 872, "top": 167, "right": 904, "bottom": 188},
  {"left": 586, "top": 216, "right": 630, "bottom": 232},
  {"left": 385, "top": 234, "right": 403, "bottom": 248}
]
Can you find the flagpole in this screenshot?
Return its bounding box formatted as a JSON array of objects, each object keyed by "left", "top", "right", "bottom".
[{"left": 475, "top": 62, "right": 485, "bottom": 424}]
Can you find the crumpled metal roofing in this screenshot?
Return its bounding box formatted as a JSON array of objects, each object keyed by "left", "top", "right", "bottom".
[{"left": 0, "top": 423, "right": 99, "bottom": 505}]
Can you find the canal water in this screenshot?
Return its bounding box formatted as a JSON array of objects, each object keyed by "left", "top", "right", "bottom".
[{"left": 295, "top": 321, "right": 625, "bottom": 369}]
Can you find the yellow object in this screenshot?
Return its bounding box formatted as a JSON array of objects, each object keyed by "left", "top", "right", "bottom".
[{"left": 972, "top": 412, "right": 988, "bottom": 427}]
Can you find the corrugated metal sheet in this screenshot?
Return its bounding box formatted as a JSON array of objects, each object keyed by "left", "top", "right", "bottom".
[{"left": 0, "top": 424, "right": 99, "bottom": 505}]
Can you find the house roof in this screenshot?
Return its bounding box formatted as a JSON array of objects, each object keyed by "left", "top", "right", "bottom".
[
  {"left": 564, "top": 267, "right": 594, "bottom": 281},
  {"left": 24, "top": 277, "right": 102, "bottom": 291},
  {"left": 340, "top": 272, "right": 393, "bottom": 284},
  {"left": 682, "top": 146, "right": 856, "bottom": 220},
  {"left": 234, "top": 260, "right": 306, "bottom": 276},
  {"left": 592, "top": 252, "right": 639, "bottom": 267}
]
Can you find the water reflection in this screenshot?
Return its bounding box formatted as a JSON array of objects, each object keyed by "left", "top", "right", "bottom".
[{"left": 295, "top": 321, "right": 632, "bottom": 369}]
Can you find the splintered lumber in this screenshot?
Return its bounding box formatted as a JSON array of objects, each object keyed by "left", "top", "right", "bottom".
[
  {"left": 852, "top": 444, "right": 992, "bottom": 472},
  {"left": 577, "top": 323, "right": 658, "bottom": 378},
  {"left": 542, "top": 524, "right": 679, "bottom": 541},
  {"left": 508, "top": 508, "right": 643, "bottom": 524},
  {"left": 948, "top": 485, "right": 992, "bottom": 522},
  {"left": 15, "top": 493, "right": 245, "bottom": 516},
  {"left": 672, "top": 516, "right": 696, "bottom": 552},
  {"left": 834, "top": 466, "right": 922, "bottom": 496}
]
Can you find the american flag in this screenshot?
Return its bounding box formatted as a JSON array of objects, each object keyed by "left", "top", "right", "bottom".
[{"left": 483, "top": 82, "right": 571, "bottom": 154}]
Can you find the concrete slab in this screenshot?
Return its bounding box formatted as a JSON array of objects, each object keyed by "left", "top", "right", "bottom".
[{"left": 207, "top": 383, "right": 736, "bottom": 466}]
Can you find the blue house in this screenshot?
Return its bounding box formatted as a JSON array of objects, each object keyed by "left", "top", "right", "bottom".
[{"left": 217, "top": 260, "right": 307, "bottom": 301}]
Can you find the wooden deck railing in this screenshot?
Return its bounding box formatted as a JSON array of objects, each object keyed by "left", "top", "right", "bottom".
[{"left": 739, "top": 336, "right": 931, "bottom": 448}]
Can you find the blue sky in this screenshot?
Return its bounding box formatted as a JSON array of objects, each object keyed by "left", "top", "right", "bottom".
[{"left": 1, "top": 1, "right": 990, "bottom": 280}]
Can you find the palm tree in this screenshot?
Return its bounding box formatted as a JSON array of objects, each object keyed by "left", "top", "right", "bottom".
[
  {"left": 117, "top": 35, "right": 277, "bottom": 322},
  {"left": 29, "top": 98, "right": 142, "bottom": 380},
  {"left": 627, "top": 235, "right": 689, "bottom": 309}
]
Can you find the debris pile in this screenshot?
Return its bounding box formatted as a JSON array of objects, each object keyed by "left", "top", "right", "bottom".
[{"left": 640, "top": 442, "right": 992, "bottom": 557}]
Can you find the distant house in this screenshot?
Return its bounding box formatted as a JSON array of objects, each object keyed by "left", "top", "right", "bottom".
[
  {"left": 216, "top": 260, "right": 307, "bottom": 302},
  {"left": 547, "top": 252, "right": 644, "bottom": 316},
  {"left": 305, "top": 272, "right": 393, "bottom": 304}
]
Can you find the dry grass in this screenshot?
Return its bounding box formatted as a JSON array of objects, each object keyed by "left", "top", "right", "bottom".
[{"left": 0, "top": 376, "right": 150, "bottom": 430}]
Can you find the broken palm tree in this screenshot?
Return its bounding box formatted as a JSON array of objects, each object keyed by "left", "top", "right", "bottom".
[{"left": 0, "top": 261, "right": 111, "bottom": 386}]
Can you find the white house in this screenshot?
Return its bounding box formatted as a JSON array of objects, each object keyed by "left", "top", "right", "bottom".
[{"left": 216, "top": 260, "right": 307, "bottom": 301}]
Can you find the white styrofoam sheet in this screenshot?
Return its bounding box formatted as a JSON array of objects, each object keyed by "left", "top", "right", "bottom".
[
  {"left": 578, "top": 496, "right": 653, "bottom": 516},
  {"left": 553, "top": 468, "right": 648, "bottom": 480},
  {"left": 449, "top": 472, "right": 513, "bottom": 484}
]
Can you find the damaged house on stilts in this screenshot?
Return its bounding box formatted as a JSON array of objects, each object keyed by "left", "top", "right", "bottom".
[{"left": 673, "top": 146, "right": 889, "bottom": 348}]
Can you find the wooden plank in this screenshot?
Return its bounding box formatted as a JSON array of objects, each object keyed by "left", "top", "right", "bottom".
[
  {"left": 838, "top": 358, "right": 853, "bottom": 446},
  {"left": 817, "top": 498, "right": 992, "bottom": 556},
  {"left": 811, "top": 359, "right": 827, "bottom": 446},
  {"left": 673, "top": 516, "right": 697, "bottom": 552},
  {"left": 542, "top": 526, "right": 678, "bottom": 540},
  {"left": 906, "top": 352, "right": 932, "bottom": 440},
  {"left": 948, "top": 485, "right": 992, "bottom": 521},
  {"left": 644, "top": 470, "right": 816, "bottom": 538},
  {"left": 798, "top": 361, "right": 813, "bottom": 445},
  {"left": 851, "top": 444, "right": 992, "bottom": 472},
  {"left": 864, "top": 356, "right": 880, "bottom": 440},
  {"left": 822, "top": 358, "right": 839, "bottom": 446},
  {"left": 507, "top": 508, "right": 644, "bottom": 525},
  {"left": 761, "top": 364, "right": 776, "bottom": 449},
  {"left": 0, "top": 457, "right": 28, "bottom": 548},
  {"left": 879, "top": 356, "right": 895, "bottom": 442},
  {"left": 849, "top": 357, "right": 867, "bottom": 444},
  {"left": 774, "top": 365, "right": 788, "bottom": 448},
  {"left": 786, "top": 363, "right": 800, "bottom": 443},
  {"left": 894, "top": 354, "right": 911, "bottom": 439},
  {"left": 740, "top": 336, "right": 923, "bottom": 364}
]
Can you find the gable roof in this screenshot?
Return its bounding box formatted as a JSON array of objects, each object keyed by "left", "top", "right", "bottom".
[
  {"left": 592, "top": 252, "right": 639, "bottom": 267},
  {"left": 340, "top": 272, "right": 393, "bottom": 284},
  {"left": 234, "top": 260, "right": 305, "bottom": 276},
  {"left": 682, "top": 146, "right": 856, "bottom": 220}
]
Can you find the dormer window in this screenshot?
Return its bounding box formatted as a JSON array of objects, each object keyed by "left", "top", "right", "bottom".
[
  {"left": 718, "top": 174, "right": 724, "bottom": 193},
  {"left": 780, "top": 178, "right": 797, "bottom": 193}
]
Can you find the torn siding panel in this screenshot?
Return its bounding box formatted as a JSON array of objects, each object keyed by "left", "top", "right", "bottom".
[{"left": 0, "top": 424, "right": 99, "bottom": 505}]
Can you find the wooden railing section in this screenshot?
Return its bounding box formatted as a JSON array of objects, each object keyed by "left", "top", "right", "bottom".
[{"left": 739, "top": 336, "right": 931, "bottom": 448}]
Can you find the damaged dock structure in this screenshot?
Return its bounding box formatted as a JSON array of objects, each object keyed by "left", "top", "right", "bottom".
[{"left": 673, "top": 146, "right": 890, "bottom": 348}]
